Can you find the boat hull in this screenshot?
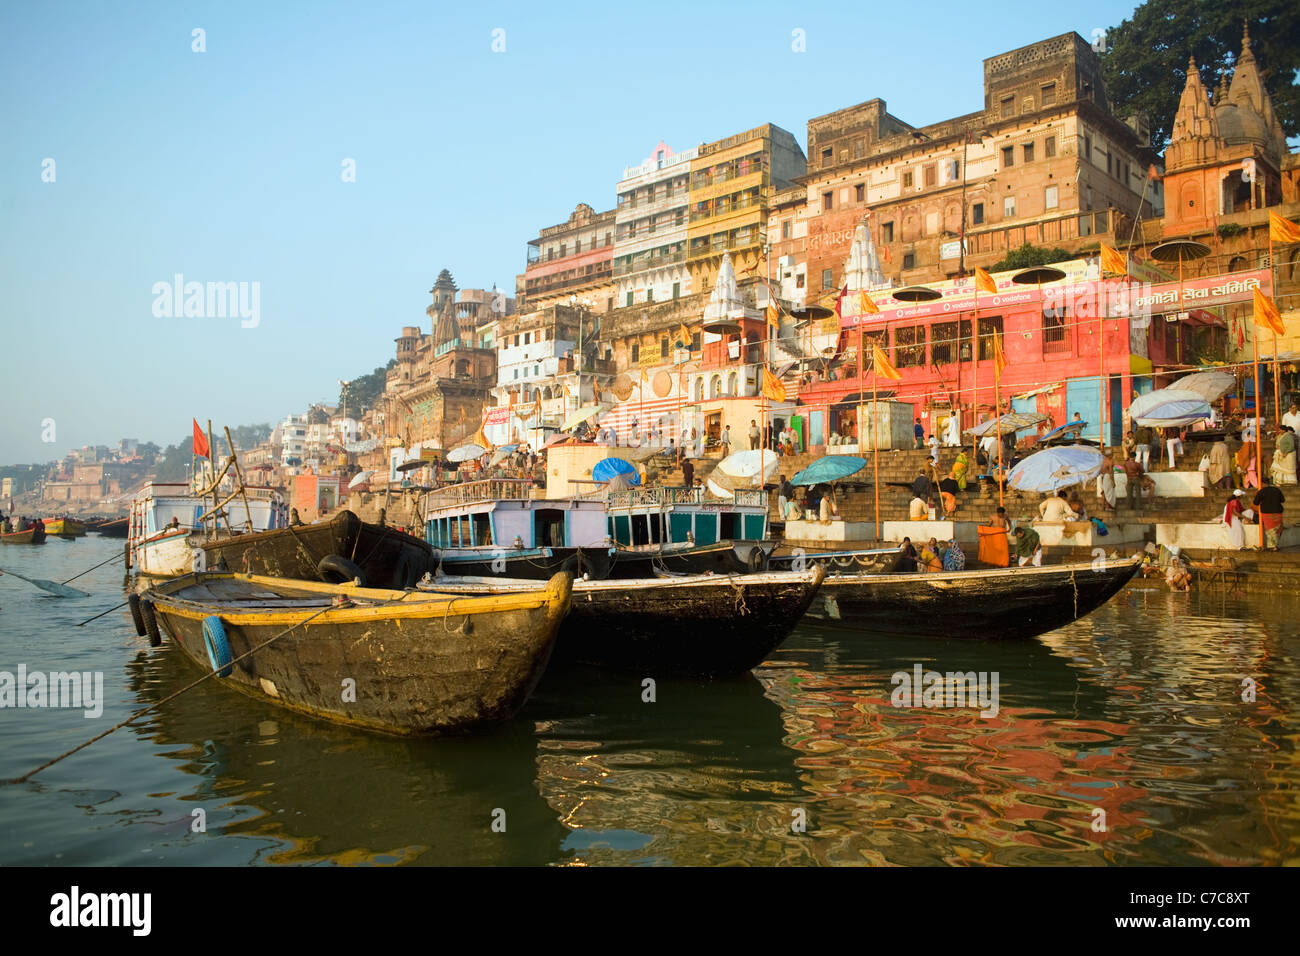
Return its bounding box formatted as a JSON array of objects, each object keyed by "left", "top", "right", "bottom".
[
  {"left": 146, "top": 571, "right": 572, "bottom": 735},
  {"left": 94, "top": 518, "right": 129, "bottom": 538},
  {"left": 433, "top": 546, "right": 614, "bottom": 581},
  {"left": 768, "top": 546, "right": 903, "bottom": 576},
  {"left": 42, "top": 518, "right": 86, "bottom": 538},
  {"left": 134, "top": 529, "right": 198, "bottom": 577},
  {"left": 425, "top": 567, "right": 825, "bottom": 676},
  {"left": 1, "top": 528, "right": 45, "bottom": 545},
  {"left": 607, "top": 540, "right": 772, "bottom": 578},
  {"left": 807, "top": 557, "right": 1142, "bottom": 639},
  {"left": 200, "top": 510, "right": 432, "bottom": 589}
]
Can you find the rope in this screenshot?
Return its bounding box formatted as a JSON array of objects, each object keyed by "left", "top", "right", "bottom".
[
  {"left": 61, "top": 550, "right": 124, "bottom": 585},
  {"left": 5, "top": 602, "right": 334, "bottom": 785},
  {"left": 729, "top": 575, "right": 750, "bottom": 617}
]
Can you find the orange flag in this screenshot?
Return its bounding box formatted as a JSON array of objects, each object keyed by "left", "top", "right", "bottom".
[
  {"left": 992, "top": 330, "right": 1008, "bottom": 376},
  {"left": 1254, "top": 288, "right": 1285, "bottom": 335},
  {"left": 975, "top": 268, "right": 997, "bottom": 295},
  {"left": 1147, "top": 164, "right": 1161, "bottom": 182},
  {"left": 678, "top": 323, "right": 692, "bottom": 345},
  {"left": 1100, "top": 243, "right": 1128, "bottom": 277},
  {"left": 761, "top": 367, "right": 786, "bottom": 402},
  {"left": 858, "top": 291, "right": 879, "bottom": 315},
  {"left": 871, "top": 343, "right": 902, "bottom": 380},
  {"left": 765, "top": 302, "right": 780, "bottom": 329},
  {"left": 192, "top": 419, "right": 210, "bottom": 458},
  {"left": 1270, "top": 212, "right": 1300, "bottom": 245}
]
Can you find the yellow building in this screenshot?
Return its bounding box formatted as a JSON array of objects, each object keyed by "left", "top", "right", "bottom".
[{"left": 686, "top": 124, "right": 806, "bottom": 293}]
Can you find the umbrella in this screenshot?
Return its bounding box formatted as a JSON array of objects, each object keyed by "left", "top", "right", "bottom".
[
  {"left": 542, "top": 433, "right": 572, "bottom": 449},
  {"left": 395, "top": 458, "right": 427, "bottom": 473},
  {"left": 791, "top": 456, "right": 867, "bottom": 486},
  {"left": 1007, "top": 445, "right": 1106, "bottom": 493},
  {"left": 488, "top": 447, "right": 513, "bottom": 468},
  {"left": 604, "top": 473, "right": 637, "bottom": 493},
  {"left": 347, "top": 470, "right": 373, "bottom": 490},
  {"left": 1037, "top": 421, "right": 1089, "bottom": 445},
  {"left": 1174, "top": 370, "right": 1235, "bottom": 403},
  {"left": 446, "top": 443, "right": 487, "bottom": 463},
  {"left": 1129, "top": 388, "right": 1212, "bottom": 426},
  {"left": 592, "top": 457, "right": 639, "bottom": 484},
  {"left": 562, "top": 405, "right": 606, "bottom": 432},
  {"left": 966, "top": 412, "right": 1047, "bottom": 437},
  {"left": 713, "top": 449, "right": 780, "bottom": 485}
]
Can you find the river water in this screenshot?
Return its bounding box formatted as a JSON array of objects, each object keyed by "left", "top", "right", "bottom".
[{"left": 2, "top": 536, "right": 1297, "bottom": 866}]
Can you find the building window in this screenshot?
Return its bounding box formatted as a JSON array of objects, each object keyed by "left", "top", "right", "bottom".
[
  {"left": 852, "top": 138, "right": 864, "bottom": 159},
  {"left": 559, "top": 243, "right": 566, "bottom": 257},
  {"left": 1023, "top": 143, "right": 1034, "bottom": 163},
  {"left": 782, "top": 220, "right": 791, "bottom": 239},
  {"left": 660, "top": 338, "right": 669, "bottom": 358},
  {"left": 524, "top": 332, "right": 531, "bottom": 345},
  {"left": 931, "top": 321, "right": 957, "bottom": 364},
  {"left": 1084, "top": 136, "right": 1092, "bottom": 160},
  {"left": 513, "top": 335, "right": 520, "bottom": 347},
  {"left": 902, "top": 251, "right": 916, "bottom": 270},
  {"left": 1002, "top": 146, "right": 1014, "bottom": 168},
  {"left": 895, "top": 326, "right": 926, "bottom": 367},
  {"left": 971, "top": 203, "right": 984, "bottom": 225},
  {"left": 822, "top": 147, "right": 833, "bottom": 167},
  {"left": 1045, "top": 185, "right": 1059, "bottom": 209},
  {"left": 1004, "top": 196, "right": 1016, "bottom": 218},
  {"left": 821, "top": 268, "right": 834, "bottom": 290},
  {"left": 1041, "top": 83, "right": 1056, "bottom": 107},
  {"left": 646, "top": 288, "right": 653, "bottom": 303},
  {"left": 1044, "top": 136, "right": 1056, "bottom": 158},
  {"left": 626, "top": 292, "right": 634, "bottom": 307},
  {"left": 1042, "top": 305, "right": 1068, "bottom": 352},
  {"left": 977, "top": 316, "right": 1003, "bottom": 360},
  {"left": 727, "top": 371, "right": 738, "bottom": 396},
  {"left": 1000, "top": 95, "right": 1014, "bottom": 118},
  {"left": 882, "top": 221, "right": 894, "bottom": 243},
  {"left": 923, "top": 164, "right": 937, "bottom": 188},
  {"left": 513, "top": 369, "right": 518, "bottom": 379},
  {"left": 946, "top": 159, "right": 960, "bottom": 181},
  {"left": 903, "top": 170, "right": 914, "bottom": 189},
  {"left": 631, "top": 343, "right": 639, "bottom": 363},
  {"left": 823, "top": 191, "right": 833, "bottom": 211},
  {"left": 573, "top": 239, "right": 581, "bottom": 254},
  {"left": 672, "top": 281, "right": 680, "bottom": 299},
  {"left": 855, "top": 183, "right": 865, "bottom": 202}
]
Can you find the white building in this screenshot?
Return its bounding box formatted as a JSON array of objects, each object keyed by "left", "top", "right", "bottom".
[
  {"left": 613, "top": 142, "right": 698, "bottom": 308},
  {"left": 279, "top": 414, "right": 308, "bottom": 468}
]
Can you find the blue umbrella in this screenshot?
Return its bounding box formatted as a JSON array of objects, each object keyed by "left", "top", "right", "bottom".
[
  {"left": 1039, "top": 420, "right": 1088, "bottom": 443},
  {"left": 792, "top": 456, "right": 867, "bottom": 486},
  {"left": 1129, "top": 388, "right": 1211, "bottom": 427},
  {"left": 592, "top": 457, "right": 640, "bottom": 485},
  {"left": 1007, "top": 445, "right": 1106, "bottom": 493}
]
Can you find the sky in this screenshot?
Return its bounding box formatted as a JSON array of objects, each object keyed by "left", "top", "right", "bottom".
[{"left": 0, "top": 0, "right": 1150, "bottom": 464}]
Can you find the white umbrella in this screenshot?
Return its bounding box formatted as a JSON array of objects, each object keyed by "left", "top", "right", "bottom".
[
  {"left": 1173, "top": 370, "right": 1235, "bottom": 403},
  {"left": 446, "top": 443, "right": 487, "bottom": 463},
  {"left": 713, "top": 449, "right": 780, "bottom": 484},
  {"left": 1007, "top": 445, "right": 1106, "bottom": 493},
  {"left": 347, "top": 470, "right": 374, "bottom": 490},
  {"left": 562, "top": 405, "right": 607, "bottom": 432},
  {"left": 1129, "top": 388, "right": 1211, "bottom": 427},
  {"left": 965, "top": 412, "right": 1047, "bottom": 437}
]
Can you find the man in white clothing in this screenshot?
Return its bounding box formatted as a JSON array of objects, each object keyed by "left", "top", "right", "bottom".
[{"left": 1283, "top": 402, "right": 1300, "bottom": 435}]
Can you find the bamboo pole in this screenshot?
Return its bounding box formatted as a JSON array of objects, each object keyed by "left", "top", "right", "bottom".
[
  {"left": 994, "top": 334, "right": 1004, "bottom": 511},
  {"left": 971, "top": 291, "right": 980, "bottom": 466},
  {"left": 224, "top": 425, "right": 256, "bottom": 532},
  {"left": 1271, "top": 235, "right": 1280, "bottom": 424},
  {"left": 1253, "top": 324, "right": 1264, "bottom": 549},
  {"left": 206, "top": 419, "right": 219, "bottom": 536},
  {"left": 872, "top": 361, "right": 880, "bottom": 543}
]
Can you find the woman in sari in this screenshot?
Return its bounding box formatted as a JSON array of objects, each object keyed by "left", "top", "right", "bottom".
[
  {"left": 942, "top": 539, "right": 966, "bottom": 571},
  {"left": 1235, "top": 441, "right": 1259, "bottom": 490},
  {"left": 952, "top": 451, "right": 970, "bottom": 491},
  {"left": 1097, "top": 456, "right": 1117, "bottom": 511},
  {"left": 1221, "top": 489, "right": 1247, "bottom": 550},
  {"left": 918, "top": 538, "right": 944, "bottom": 573}
]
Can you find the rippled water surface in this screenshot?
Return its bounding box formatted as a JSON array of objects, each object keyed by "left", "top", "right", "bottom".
[{"left": 2, "top": 537, "right": 1297, "bottom": 865}]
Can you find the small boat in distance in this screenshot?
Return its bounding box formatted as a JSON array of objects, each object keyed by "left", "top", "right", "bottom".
[
  {"left": 42, "top": 517, "right": 86, "bottom": 538},
  {"left": 423, "top": 566, "right": 826, "bottom": 677},
  {"left": 1, "top": 522, "right": 46, "bottom": 545},
  {"left": 142, "top": 570, "right": 573, "bottom": 735},
  {"left": 805, "top": 556, "right": 1142, "bottom": 640},
  {"left": 94, "top": 517, "right": 129, "bottom": 538}
]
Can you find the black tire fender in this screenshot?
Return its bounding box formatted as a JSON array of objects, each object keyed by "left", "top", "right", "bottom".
[
  {"left": 128, "top": 593, "right": 147, "bottom": 636},
  {"left": 317, "top": 554, "right": 366, "bottom": 587},
  {"left": 140, "top": 599, "right": 162, "bottom": 647}
]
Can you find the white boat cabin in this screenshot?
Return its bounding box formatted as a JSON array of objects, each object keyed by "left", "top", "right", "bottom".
[
  {"left": 423, "top": 479, "right": 607, "bottom": 550},
  {"left": 605, "top": 487, "right": 769, "bottom": 547}
]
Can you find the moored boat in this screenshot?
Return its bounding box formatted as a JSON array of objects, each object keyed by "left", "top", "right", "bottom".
[
  {"left": 767, "top": 545, "right": 902, "bottom": 576},
  {"left": 128, "top": 481, "right": 288, "bottom": 578},
  {"left": 94, "top": 517, "right": 129, "bottom": 538},
  {"left": 200, "top": 509, "right": 432, "bottom": 589},
  {"left": 423, "top": 565, "right": 826, "bottom": 676},
  {"left": 42, "top": 517, "right": 86, "bottom": 538},
  {"left": 804, "top": 556, "right": 1142, "bottom": 639},
  {"left": 143, "top": 570, "right": 573, "bottom": 735}
]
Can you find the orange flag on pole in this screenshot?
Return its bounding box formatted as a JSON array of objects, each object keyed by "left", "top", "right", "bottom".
[
  {"left": 974, "top": 268, "right": 997, "bottom": 295},
  {"left": 766, "top": 302, "right": 780, "bottom": 329},
  {"left": 1100, "top": 243, "right": 1128, "bottom": 277},
  {"left": 1270, "top": 212, "right": 1300, "bottom": 244},
  {"left": 858, "top": 291, "right": 879, "bottom": 315},
  {"left": 992, "top": 329, "right": 1008, "bottom": 376},
  {"left": 1254, "top": 288, "right": 1285, "bottom": 335},
  {"left": 761, "top": 367, "right": 787, "bottom": 402},
  {"left": 871, "top": 343, "right": 902, "bottom": 380},
  {"left": 192, "top": 419, "right": 210, "bottom": 458}
]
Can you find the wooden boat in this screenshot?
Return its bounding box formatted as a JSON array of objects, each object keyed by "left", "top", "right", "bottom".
[
  {"left": 200, "top": 510, "right": 432, "bottom": 589},
  {"left": 805, "top": 556, "right": 1142, "bottom": 640},
  {"left": 1, "top": 525, "right": 46, "bottom": 545},
  {"left": 42, "top": 517, "right": 86, "bottom": 538},
  {"left": 129, "top": 481, "right": 287, "bottom": 578},
  {"left": 423, "top": 565, "right": 826, "bottom": 676},
  {"left": 94, "top": 517, "right": 129, "bottom": 538},
  {"left": 766, "top": 546, "right": 902, "bottom": 576},
  {"left": 143, "top": 570, "right": 573, "bottom": 735}
]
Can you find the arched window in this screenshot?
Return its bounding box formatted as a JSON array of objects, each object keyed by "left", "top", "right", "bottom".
[
  {"left": 694, "top": 378, "right": 704, "bottom": 402},
  {"left": 710, "top": 375, "right": 722, "bottom": 399},
  {"left": 631, "top": 343, "right": 640, "bottom": 363},
  {"left": 727, "top": 371, "right": 738, "bottom": 396}
]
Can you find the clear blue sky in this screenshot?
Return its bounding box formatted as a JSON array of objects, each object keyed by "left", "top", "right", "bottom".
[{"left": 0, "top": 0, "right": 1147, "bottom": 464}]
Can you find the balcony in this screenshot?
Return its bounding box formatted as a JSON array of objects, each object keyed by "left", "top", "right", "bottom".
[
  {"left": 522, "top": 264, "right": 614, "bottom": 297},
  {"left": 613, "top": 249, "right": 687, "bottom": 277},
  {"left": 689, "top": 193, "right": 764, "bottom": 223}
]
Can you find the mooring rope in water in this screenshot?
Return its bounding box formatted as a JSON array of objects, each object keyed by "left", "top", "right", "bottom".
[
  {"left": 75, "top": 599, "right": 131, "bottom": 627},
  {"left": 5, "top": 602, "right": 337, "bottom": 784},
  {"left": 61, "top": 549, "right": 125, "bottom": 585}
]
